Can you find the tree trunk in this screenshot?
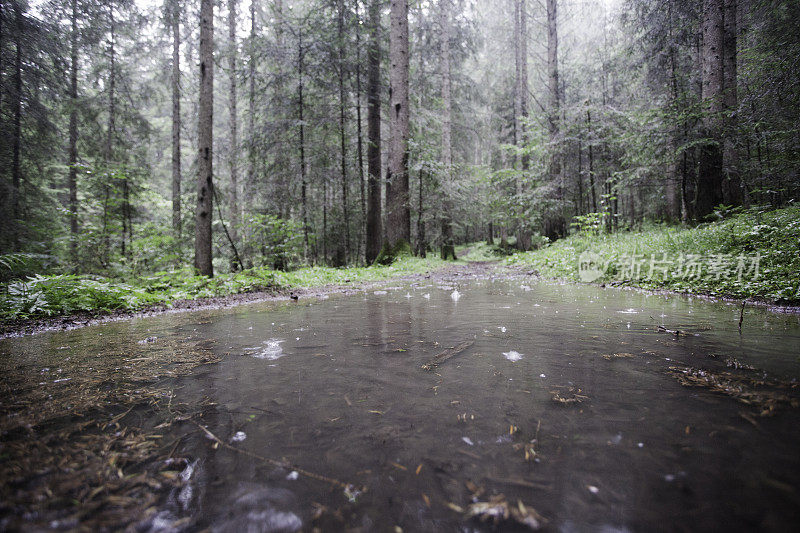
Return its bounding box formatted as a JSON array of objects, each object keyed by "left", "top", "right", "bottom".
[
  {"left": 68, "top": 0, "right": 79, "bottom": 261},
  {"left": 696, "top": 0, "right": 725, "bottom": 220},
  {"left": 171, "top": 0, "right": 182, "bottom": 240},
  {"left": 722, "top": 0, "right": 742, "bottom": 206},
  {"left": 298, "top": 29, "right": 309, "bottom": 260},
  {"left": 386, "top": 0, "right": 410, "bottom": 249},
  {"left": 586, "top": 109, "right": 596, "bottom": 213},
  {"left": 544, "top": 0, "right": 564, "bottom": 240},
  {"left": 195, "top": 0, "right": 214, "bottom": 277},
  {"left": 274, "top": 0, "right": 289, "bottom": 219},
  {"left": 245, "top": 1, "right": 255, "bottom": 220},
  {"left": 338, "top": 0, "right": 350, "bottom": 264},
  {"left": 514, "top": 0, "right": 531, "bottom": 250},
  {"left": 11, "top": 1, "right": 22, "bottom": 250},
  {"left": 666, "top": 29, "right": 680, "bottom": 222},
  {"left": 106, "top": 7, "right": 115, "bottom": 163},
  {"left": 228, "top": 0, "right": 240, "bottom": 260},
  {"left": 439, "top": 0, "right": 454, "bottom": 258},
  {"left": 365, "top": 0, "right": 382, "bottom": 263},
  {"left": 355, "top": 1, "right": 366, "bottom": 264},
  {"left": 576, "top": 137, "right": 583, "bottom": 216},
  {"left": 417, "top": 169, "right": 425, "bottom": 257}
]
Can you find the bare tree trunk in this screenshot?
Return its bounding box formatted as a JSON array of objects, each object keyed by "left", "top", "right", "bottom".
[
  {"left": 106, "top": 7, "right": 115, "bottom": 162},
  {"left": 355, "top": 1, "right": 366, "bottom": 264},
  {"left": 544, "top": 0, "right": 564, "bottom": 240},
  {"left": 577, "top": 137, "right": 583, "bottom": 215},
  {"left": 386, "top": 0, "right": 410, "bottom": 249},
  {"left": 298, "top": 29, "right": 309, "bottom": 260},
  {"left": 586, "top": 109, "right": 596, "bottom": 213},
  {"left": 439, "top": 0, "right": 454, "bottom": 258},
  {"left": 0, "top": 2, "right": 4, "bottom": 112},
  {"left": 106, "top": 6, "right": 130, "bottom": 257},
  {"left": 337, "top": 0, "right": 350, "bottom": 264},
  {"left": 228, "top": 0, "right": 240, "bottom": 262},
  {"left": 417, "top": 169, "right": 426, "bottom": 257},
  {"left": 195, "top": 0, "right": 214, "bottom": 277},
  {"left": 274, "top": 0, "right": 289, "bottom": 219},
  {"left": 11, "top": 1, "right": 22, "bottom": 250},
  {"left": 245, "top": 1, "right": 255, "bottom": 219},
  {"left": 722, "top": 0, "right": 743, "bottom": 206},
  {"left": 68, "top": 0, "right": 79, "bottom": 261},
  {"left": 696, "top": 0, "right": 725, "bottom": 219},
  {"left": 514, "top": 0, "right": 531, "bottom": 250},
  {"left": 666, "top": 26, "right": 680, "bottom": 222},
  {"left": 171, "top": 0, "right": 182, "bottom": 240},
  {"left": 365, "top": 0, "right": 382, "bottom": 263}
]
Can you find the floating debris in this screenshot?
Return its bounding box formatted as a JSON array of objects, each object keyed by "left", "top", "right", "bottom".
[
  {"left": 462, "top": 436, "right": 475, "bottom": 446},
  {"left": 344, "top": 484, "right": 362, "bottom": 503},
  {"left": 668, "top": 365, "right": 798, "bottom": 416},
  {"left": 657, "top": 325, "right": 698, "bottom": 336},
  {"left": 451, "top": 289, "right": 462, "bottom": 301},
  {"left": 725, "top": 357, "right": 758, "bottom": 371},
  {"left": 503, "top": 350, "right": 523, "bottom": 362},
  {"left": 421, "top": 340, "right": 474, "bottom": 371},
  {"left": 137, "top": 336, "right": 158, "bottom": 344},
  {"left": 602, "top": 352, "right": 635, "bottom": 360},
  {"left": 550, "top": 387, "right": 588, "bottom": 405},
  {"left": 465, "top": 494, "right": 546, "bottom": 530},
  {"left": 230, "top": 431, "right": 247, "bottom": 443}
]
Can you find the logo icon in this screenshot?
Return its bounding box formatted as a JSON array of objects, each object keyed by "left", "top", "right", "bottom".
[{"left": 578, "top": 251, "right": 604, "bottom": 283}]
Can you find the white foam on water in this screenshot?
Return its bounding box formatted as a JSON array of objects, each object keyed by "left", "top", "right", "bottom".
[{"left": 251, "top": 339, "right": 286, "bottom": 360}]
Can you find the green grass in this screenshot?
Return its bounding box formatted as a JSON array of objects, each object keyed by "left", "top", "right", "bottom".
[
  {"left": 0, "top": 255, "right": 450, "bottom": 321},
  {"left": 505, "top": 206, "right": 800, "bottom": 302}
]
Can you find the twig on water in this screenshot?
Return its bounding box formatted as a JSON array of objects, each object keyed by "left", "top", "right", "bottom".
[
  {"left": 185, "top": 418, "right": 364, "bottom": 493},
  {"left": 421, "top": 340, "right": 474, "bottom": 371}
]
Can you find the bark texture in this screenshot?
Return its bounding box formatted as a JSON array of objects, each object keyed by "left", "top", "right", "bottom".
[
  {"left": 696, "top": 0, "right": 725, "bottom": 219},
  {"left": 171, "top": 0, "right": 182, "bottom": 238},
  {"left": 195, "top": 0, "right": 214, "bottom": 276},
  {"left": 439, "top": 0, "right": 454, "bottom": 257},
  {"left": 365, "top": 0, "right": 382, "bottom": 263},
  {"left": 386, "top": 0, "right": 410, "bottom": 248},
  {"left": 68, "top": 0, "right": 79, "bottom": 259},
  {"left": 228, "top": 0, "right": 239, "bottom": 249}
]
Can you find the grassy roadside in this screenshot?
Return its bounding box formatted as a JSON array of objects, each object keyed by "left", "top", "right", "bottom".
[
  {"left": 503, "top": 206, "right": 800, "bottom": 303},
  {"left": 0, "top": 256, "right": 450, "bottom": 322},
  {"left": 3, "top": 206, "right": 798, "bottom": 322}
]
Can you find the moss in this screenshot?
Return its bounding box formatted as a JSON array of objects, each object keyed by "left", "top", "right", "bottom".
[
  {"left": 440, "top": 244, "right": 457, "bottom": 261},
  {"left": 505, "top": 206, "right": 800, "bottom": 302},
  {"left": 374, "top": 239, "right": 413, "bottom": 265}
]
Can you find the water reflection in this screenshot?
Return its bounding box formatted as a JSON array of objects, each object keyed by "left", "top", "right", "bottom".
[{"left": 2, "top": 280, "right": 800, "bottom": 531}]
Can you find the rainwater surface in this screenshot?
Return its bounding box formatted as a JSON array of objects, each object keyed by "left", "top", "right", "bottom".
[{"left": 3, "top": 277, "right": 800, "bottom": 532}]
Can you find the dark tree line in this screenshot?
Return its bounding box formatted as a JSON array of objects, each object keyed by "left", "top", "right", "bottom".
[{"left": 0, "top": 0, "right": 797, "bottom": 278}]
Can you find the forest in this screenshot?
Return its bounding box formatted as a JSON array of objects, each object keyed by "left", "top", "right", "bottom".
[
  {"left": 2, "top": 1, "right": 800, "bottom": 531},
  {"left": 0, "top": 0, "right": 797, "bottom": 284}
]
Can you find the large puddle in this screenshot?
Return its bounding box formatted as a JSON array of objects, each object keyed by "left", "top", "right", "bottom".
[{"left": 2, "top": 277, "right": 800, "bottom": 531}]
